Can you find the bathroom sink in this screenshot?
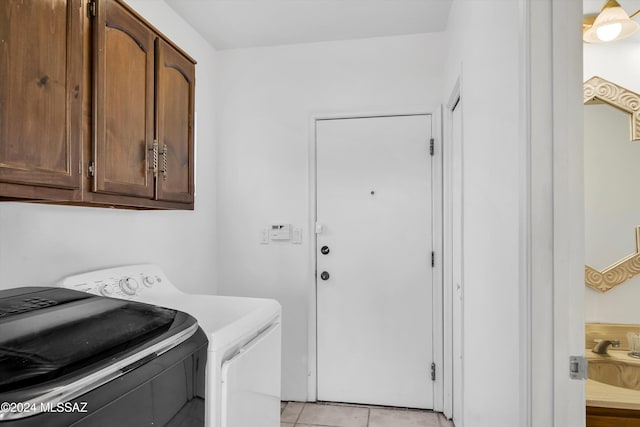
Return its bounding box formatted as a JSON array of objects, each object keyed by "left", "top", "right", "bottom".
[{"left": 588, "top": 350, "right": 640, "bottom": 391}]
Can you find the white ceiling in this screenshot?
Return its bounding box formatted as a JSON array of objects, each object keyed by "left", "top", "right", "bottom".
[{"left": 164, "top": 0, "right": 453, "bottom": 50}]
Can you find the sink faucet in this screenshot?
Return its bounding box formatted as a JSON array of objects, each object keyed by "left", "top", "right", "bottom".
[{"left": 592, "top": 339, "right": 621, "bottom": 354}]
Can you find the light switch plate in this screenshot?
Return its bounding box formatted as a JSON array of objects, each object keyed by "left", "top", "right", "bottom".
[
  {"left": 292, "top": 227, "right": 302, "bottom": 244},
  {"left": 260, "top": 229, "right": 269, "bottom": 244}
]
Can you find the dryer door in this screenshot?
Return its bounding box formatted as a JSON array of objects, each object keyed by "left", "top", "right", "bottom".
[{"left": 220, "top": 322, "right": 281, "bottom": 427}]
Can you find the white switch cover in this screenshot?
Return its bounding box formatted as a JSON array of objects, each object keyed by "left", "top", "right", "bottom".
[
  {"left": 292, "top": 227, "right": 302, "bottom": 244},
  {"left": 260, "top": 229, "right": 269, "bottom": 244}
]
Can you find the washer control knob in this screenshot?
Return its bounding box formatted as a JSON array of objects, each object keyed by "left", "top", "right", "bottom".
[
  {"left": 142, "top": 276, "right": 155, "bottom": 287},
  {"left": 98, "top": 285, "right": 113, "bottom": 297},
  {"left": 119, "top": 277, "right": 139, "bottom": 295}
]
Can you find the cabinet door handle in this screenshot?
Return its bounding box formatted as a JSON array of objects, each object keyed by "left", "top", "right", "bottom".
[
  {"left": 150, "top": 140, "right": 159, "bottom": 177},
  {"left": 161, "top": 144, "right": 168, "bottom": 181}
]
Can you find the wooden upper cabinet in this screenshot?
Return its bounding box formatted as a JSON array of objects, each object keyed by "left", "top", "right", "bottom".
[
  {"left": 93, "top": 0, "right": 155, "bottom": 199},
  {"left": 91, "top": 0, "right": 196, "bottom": 208},
  {"left": 0, "top": 0, "right": 82, "bottom": 192},
  {"left": 0, "top": 0, "right": 195, "bottom": 208},
  {"left": 155, "top": 39, "right": 195, "bottom": 204}
]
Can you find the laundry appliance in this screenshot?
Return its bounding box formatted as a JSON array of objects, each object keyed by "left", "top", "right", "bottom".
[
  {"left": 58, "top": 264, "right": 282, "bottom": 427},
  {"left": 0, "top": 286, "right": 207, "bottom": 427}
]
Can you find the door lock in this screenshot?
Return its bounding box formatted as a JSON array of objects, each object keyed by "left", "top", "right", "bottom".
[
  {"left": 321, "top": 246, "right": 330, "bottom": 255},
  {"left": 320, "top": 271, "right": 330, "bottom": 281}
]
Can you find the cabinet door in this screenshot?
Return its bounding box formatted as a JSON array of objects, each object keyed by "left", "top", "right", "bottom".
[
  {"left": 93, "top": 0, "right": 154, "bottom": 198},
  {"left": 0, "top": 0, "right": 82, "bottom": 190},
  {"left": 155, "top": 39, "right": 195, "bottom": 204}
]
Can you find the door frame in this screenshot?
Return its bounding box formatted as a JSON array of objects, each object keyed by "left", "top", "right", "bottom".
[
  {"left": 442, "top": 79, "right": 462, "bottom": 422},
  {"left": 526, "top": 0, "right": 585, "bottom": 426},
  {"left": 306, "top": 109, "right": 445, "bottom": 411}
]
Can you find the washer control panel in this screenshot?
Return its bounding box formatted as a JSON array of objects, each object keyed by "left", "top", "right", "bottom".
[{"left": 57, "top": 264, "right": 174, "bottom": 301}]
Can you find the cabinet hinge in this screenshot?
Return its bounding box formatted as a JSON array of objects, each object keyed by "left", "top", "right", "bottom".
[
  {"left": 88, "top": 161, "right": 95, "bottom": 177},
  {"left": 430, "top": 362, "right": 436, "bottom": 381},
  {"left": 431, "top": 251, "right": 435, "bottom": 268},
  {"left": 87, "top": 0, "right": 96, "bottom": 18},
  {"left": 429, "top": 138, "right": 434, "bottom": 156}
]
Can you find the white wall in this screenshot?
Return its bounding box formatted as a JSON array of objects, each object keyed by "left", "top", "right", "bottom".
[
  {"left": 443, "top": 1, "right": 523, "bottom": 425},
  {"left": 583, "top": 41, "right": 640, "bottom": 324},
  {"left": 214, "top": 33, "right": 446, "bottom": 400},
  {"left": 0, "top": 1, "right": 218, "bottom": 294}
]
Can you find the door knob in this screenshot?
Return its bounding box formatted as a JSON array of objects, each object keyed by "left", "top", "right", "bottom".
[
  {"left": 321, "top": 245, "right": 330, "bottom": 255},
  {"left": 320, "top": 271, "right": 330, "bottom": 281}
]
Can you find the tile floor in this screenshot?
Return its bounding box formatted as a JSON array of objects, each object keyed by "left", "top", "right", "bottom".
[{"left": 281, "top": 401, "right": 454, "bottom": 427}]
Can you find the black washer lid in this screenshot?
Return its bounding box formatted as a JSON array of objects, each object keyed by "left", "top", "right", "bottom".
[{"left": 0, "top": 287, "right": 177, "bottom": 392}]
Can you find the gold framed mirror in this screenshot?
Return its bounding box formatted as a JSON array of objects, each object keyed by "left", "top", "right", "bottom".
[{"left": 584, "top": 76, "right": 640, "bottom": 292}]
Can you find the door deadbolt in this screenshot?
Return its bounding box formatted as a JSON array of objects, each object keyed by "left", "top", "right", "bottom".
[
  {"left": 321, "top": 246, "right": 330, "bottom": 255},
  {"left": 320, "top": 271, "right": 330, "bottom": 281}
]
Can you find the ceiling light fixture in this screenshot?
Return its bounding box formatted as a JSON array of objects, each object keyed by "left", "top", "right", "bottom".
[{"left": 583, "top": 0, "right": 640, "bottom": 43}]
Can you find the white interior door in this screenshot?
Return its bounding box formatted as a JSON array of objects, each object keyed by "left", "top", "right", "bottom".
[{"left": 316, "top": 114, "right": 434, "bottom": 409}]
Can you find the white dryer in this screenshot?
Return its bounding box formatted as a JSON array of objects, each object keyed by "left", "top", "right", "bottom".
[{"left": 58, "top": 264, "right": 281, "bottom": 427}]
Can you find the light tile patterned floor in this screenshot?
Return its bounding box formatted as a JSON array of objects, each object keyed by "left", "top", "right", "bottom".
[{"left": 281, "top": 401, "right": 454, "bottom": 427}]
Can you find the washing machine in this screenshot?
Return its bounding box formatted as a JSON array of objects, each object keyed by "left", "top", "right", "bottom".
[
  {"left": 57, "top": 264, "right": 282, "bottom": 427},
  {"left": 0, "top": 286, "right": 207, "bottom": 427}
]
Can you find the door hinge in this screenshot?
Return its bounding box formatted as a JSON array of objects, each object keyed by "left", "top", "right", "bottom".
[
  {"left": 429, "top": 138, "right": 434, "bottom": 156},
  {"left": 430, "top": 362, "right": 436, "bottom": 381},
  {"left": 87, "top": 0, "right": 96, "bottom": 18},
  {"left": 88, "top": 161, "right": 95, "bottom": 177},
  {"left": 569, "top": 355, "right": 587, "bottom": 380},
  {"left": 431, "top": 251, "right": 435, "bottom": 268}
]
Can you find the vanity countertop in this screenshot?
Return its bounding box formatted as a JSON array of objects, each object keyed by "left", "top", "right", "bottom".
[
  {"left": 586, "top": 349, "right": 640, "bottom": 410},
  {"left": 586, "top": 379, "right": 640, "bottom": 410}
]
